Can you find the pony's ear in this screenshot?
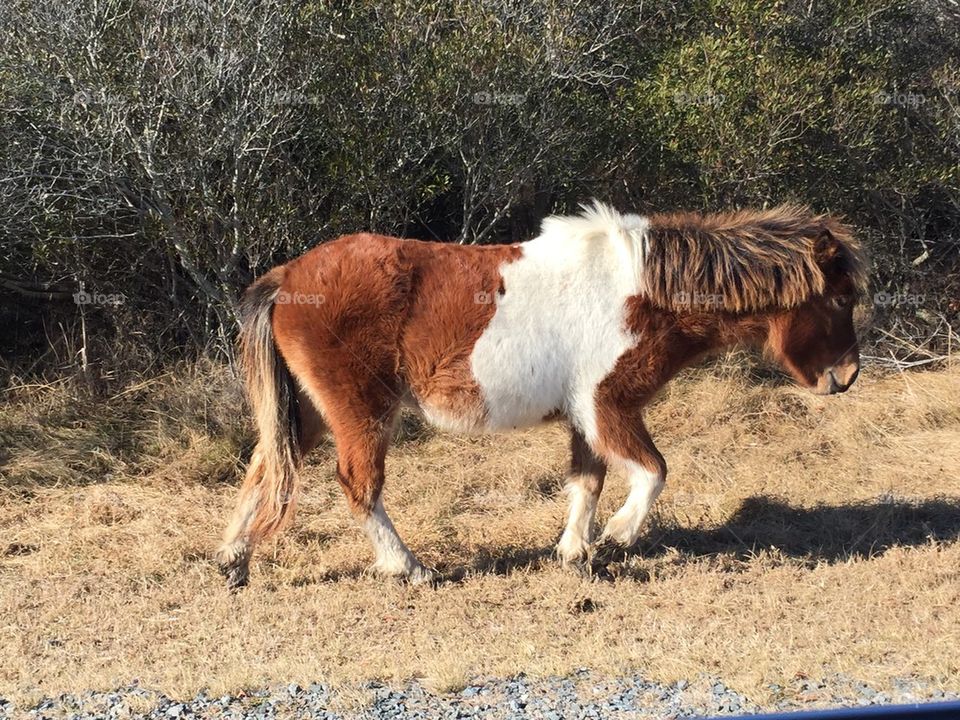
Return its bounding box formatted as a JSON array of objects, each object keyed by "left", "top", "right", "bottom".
[
  {"left": 814, "top": 229, "right": 840, "bottom": 267},
  {"left": 814, "top": 228, "right": 855, "bottom": 293}
]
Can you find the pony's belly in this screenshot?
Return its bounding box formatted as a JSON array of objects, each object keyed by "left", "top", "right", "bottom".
[
  {"left": 481, "top": 402, "right": 559, "bottom": 432},
  {"left": 413, "top": 388, "right": 558, "bottom": 434},
  {"left": 469, "top": 354, "right": 569, "bottom": 431},
  {"left": 416, "top": 400, "right": 486, "bottom": 434}
]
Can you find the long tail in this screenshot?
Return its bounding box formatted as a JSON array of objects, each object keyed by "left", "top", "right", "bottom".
[{"left": 236, "top": 265, "right": 301, "bottom": 541}]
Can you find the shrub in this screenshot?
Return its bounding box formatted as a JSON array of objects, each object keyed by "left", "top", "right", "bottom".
[{"left": 1, "top": 0, "right": 956, "bottom": 377}]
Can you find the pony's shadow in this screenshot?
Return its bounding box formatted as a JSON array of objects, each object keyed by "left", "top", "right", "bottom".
[
  {"left": 453, "top": 495, "right": 960, "bottom": 581},
  {"left": 643, "top": 495, "right": 960, "bottom": 560}
]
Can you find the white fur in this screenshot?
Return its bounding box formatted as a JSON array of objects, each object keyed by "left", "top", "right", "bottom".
[
  {"left": 601, "top": 460, "right": 664, "bottom": 546},
  {"left": 221, "top": 457, "right": 264, "bottom": 547},
  {"left": 417, "top": 403, "right": 484, "bottom": 434},
  {"left": 556, "top": 476, "right": 600, "bottom": 563},
  {"left": 469, "top": 201, "right": 649, "bottom": 441},
  {"left": 363, "top": 497, "right": 429, "bottom": 579}
]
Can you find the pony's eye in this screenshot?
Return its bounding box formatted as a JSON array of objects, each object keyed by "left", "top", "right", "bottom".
[{"left": 832, "top": 295, "right": 852, "bottom": 309}]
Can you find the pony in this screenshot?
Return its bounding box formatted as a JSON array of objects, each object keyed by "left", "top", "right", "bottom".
[{"left": 216, "top": 202, "right": 867, "bottom": 588}]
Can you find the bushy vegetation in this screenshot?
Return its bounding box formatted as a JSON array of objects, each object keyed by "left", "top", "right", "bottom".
[{"left": 1, "top": 0, "right": 957, "bottom": 376}]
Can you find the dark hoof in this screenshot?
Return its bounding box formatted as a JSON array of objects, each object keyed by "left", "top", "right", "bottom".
[
  {"left": 588, "top": 561, "right": 615, "bottom": 582},
  {"left": 561, "top": 556, "right": 592, "bottom": 579},
  {"left": 406, "top": 564, "right": 437, "bottom": 587},
  {"left": 589, "top": 537, "right": 627, "bottom": 577},
  {"left": 219, "top": 559, "right": 249, "bottom": 591},
  {"left": 216, "top": 543, "right": 251, "bottom": 591}
]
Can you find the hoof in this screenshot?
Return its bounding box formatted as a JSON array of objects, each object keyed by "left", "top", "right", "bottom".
[
  {"left": 406, "top": 563, "right": 437, "bottom": 586},
  {"left": 557, "top": 548, "right": 590, "bottom": 577},
  {"left": 555, "top": 530, "right": 593, "bottom": 578},
  {"left": 589, "top": 536, "right": 627, "bottom": 576},
  {"left": 559, "top": 551, "right": 614, "bottom": 582},
  {"left": 365, "top": 560, "right": 437, "bottom": 587},
  {"left": 220, "top": 563, "right": 249, "bottom": 590},
  {"left": 216, "top": 542, "right": 250, "bottom": 591},
  {"left": 561, "top": 556, "right": 590, "bottom": 578}
]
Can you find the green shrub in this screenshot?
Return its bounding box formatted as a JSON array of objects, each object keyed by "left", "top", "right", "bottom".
[{"left": 1, "top": 0, "right": 956, "bottom": 375}]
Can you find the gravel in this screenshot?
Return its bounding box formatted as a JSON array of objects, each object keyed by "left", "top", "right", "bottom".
[{"left": 4, "top": 671, "right": 958, "bottom": 719}]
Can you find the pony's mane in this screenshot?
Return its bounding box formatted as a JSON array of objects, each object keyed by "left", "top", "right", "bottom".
[
  {"left": 643, "top": 205, "right": 867, "bottom": 312},
  {"left": 541, "top": 201, "right": 867, "bottom": 313},
  {"left": 540, "top": 201, "right": 651, "bottom": 240},
  {"left": 539, "top": 202, "right": 867, "bottom": 313}
]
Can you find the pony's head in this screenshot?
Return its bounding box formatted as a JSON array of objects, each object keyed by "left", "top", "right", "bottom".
[
  {"left": 764, "top": 229, "right": 863, "bottom": 395},
  {"left": 643, "top": 204, "right": 868, "bottom": 395}
]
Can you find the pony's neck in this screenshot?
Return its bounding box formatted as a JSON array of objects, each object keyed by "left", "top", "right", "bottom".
[
  {"left": 677, "top": 310, "right": 770, "bottom": 358},
  {"left": 628, "top": 299, "right": 772, "bottom": 391}
]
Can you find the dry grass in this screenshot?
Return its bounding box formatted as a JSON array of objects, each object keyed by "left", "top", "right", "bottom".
[{"left": 1, "top": 359, "right": 959, "bottom": 708}]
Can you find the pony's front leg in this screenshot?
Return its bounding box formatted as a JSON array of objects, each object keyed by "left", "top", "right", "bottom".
[
  {"left": 556, "top": 428, "right": 607, "bottom": 570},
  {"left": 593, "top": 416, "right": 667, "bottom": 561},
  {"left": 600, "top": 458, "right": 665, "bottom": 546}
]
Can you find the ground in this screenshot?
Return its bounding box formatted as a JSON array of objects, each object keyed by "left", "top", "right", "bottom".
[{"left": 1, "top": 359, "right": 958, "bottom": 716}]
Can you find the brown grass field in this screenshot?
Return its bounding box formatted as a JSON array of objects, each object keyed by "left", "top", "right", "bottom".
[{"left": 1, "top": 358, "right": 959, "bottom": 709}]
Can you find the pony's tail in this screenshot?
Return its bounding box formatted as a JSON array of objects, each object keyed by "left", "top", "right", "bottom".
[{"left": 234, "top": 266, "right": 301, "bottom": 543}]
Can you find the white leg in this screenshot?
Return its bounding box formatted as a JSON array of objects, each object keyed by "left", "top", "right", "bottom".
[
  {"left": 216, "top": 451, "right": 267, "bottom": 589},
  {"left": 216, "top": 488, "right": 260, "bottom": 588},
  {"left": 600, "top": 461, "right": 665, "bottom": 546},
  {"left": 557, "top": 476, "right": 601, "bottom": 564},
  {"left": 364, "top": 497, "right": 433, "bottom": 583}
]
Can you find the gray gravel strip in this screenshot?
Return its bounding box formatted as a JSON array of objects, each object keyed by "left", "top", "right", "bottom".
[{"left": 4, "top": 671, "right": 958, "bottom": 719}]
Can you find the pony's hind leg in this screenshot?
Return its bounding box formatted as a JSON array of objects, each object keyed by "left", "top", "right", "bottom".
[
  {"left": 217, "top": 450, "right": 264, "bottom": 588},
  {"left": 331, "top": 407, "right": 432, "bottom": 584},
  {"left": 556, "top": 428, "right": 607, "bottom": 570},
  {"left": 217, "top": 392, "right": 327, "bottom": 588}
]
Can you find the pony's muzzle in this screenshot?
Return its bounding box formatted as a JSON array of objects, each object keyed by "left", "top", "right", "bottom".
[{"left": 817, "top": 361, "right": 860, "bottom": 395}]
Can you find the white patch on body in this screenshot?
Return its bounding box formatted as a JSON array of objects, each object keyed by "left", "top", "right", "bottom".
[
  {"left": 556, "top": 476, "right": 600, "bottom": 563},
  {"left": 601, "top": 460, "right": 665, "bottom": 546},
  {"left": 469, "top": 201, "right": 649, "bottom": 441}
]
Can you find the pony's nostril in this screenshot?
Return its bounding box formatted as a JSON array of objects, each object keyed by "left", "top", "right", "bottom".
[
  {"left": 847, "top": 365, "right": 860, "bottom": 387},
  {"left": 833, "top": 364, "right": 859, "bottom": 392}
]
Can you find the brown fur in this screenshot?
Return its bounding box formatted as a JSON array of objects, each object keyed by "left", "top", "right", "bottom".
[
  {"left": 593, "top": 294, "right": 859, "bottom": 505},
  {"left": 568, "top": 429, "right": 606, "bottom": 516},
  {"left": 218, "top": 234, "right": 523, "bottom": 585},
  {"left": 646, "top": 206, "right": 867, "bottom": 313},
  {"left": 398, "top": 240, "right": 522, "bottom": 426},
  {"left": 593, "top": 300, "right": 770, "bottom": 479},
  {"left": 552, "top": 204, "right": 863, "bottom": 473}
]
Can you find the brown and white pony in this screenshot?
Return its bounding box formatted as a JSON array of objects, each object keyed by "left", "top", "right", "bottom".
[{"left": 216, "top": 202, "right": 867, "bottom": 588}]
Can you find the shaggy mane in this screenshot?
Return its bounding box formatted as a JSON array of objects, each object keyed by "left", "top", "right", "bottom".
[{"left": 644, "top": 205, "right": 868, "bottom": 313}]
